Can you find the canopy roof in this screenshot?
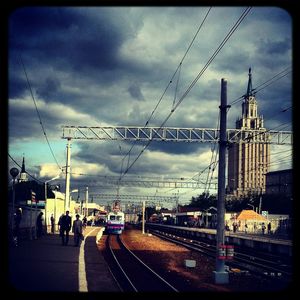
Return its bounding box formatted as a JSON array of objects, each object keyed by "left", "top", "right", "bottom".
[{"left": 236, "top": 209, "right": 268, "bottom": 222}]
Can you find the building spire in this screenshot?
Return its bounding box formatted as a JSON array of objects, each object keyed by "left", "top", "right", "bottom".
[
  {"left": 19, "top": 154, "right": 28, "bottom": 182},
  {"left": 246, "top": 67, "right": 253, "bottom": 97},
  {"left": 21, "top": 155, "right": 26, "bottom": 173}
]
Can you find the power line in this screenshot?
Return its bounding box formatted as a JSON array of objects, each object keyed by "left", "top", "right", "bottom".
[
  {"left": 18, "top": 53, "right": 62, "bottom": 172},
  {"left": 8, "top": 153, "right": 45, "bottom": 183},
  {"left": 120, "top": 7, "right": 252, "bottom": 178},
  {"left": 229, "top": 66, "right": 292, "bottom": 106},
  {"left": 119, "top": 7, "right": 212, "bottom": 177}
]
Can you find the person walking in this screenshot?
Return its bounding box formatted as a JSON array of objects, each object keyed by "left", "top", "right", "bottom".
[
  {"left": 72, "top": 214, "right": 83, "bottom": 247},
  {"left": 50, "top": 214, "right": 55, "bottom": 234},
  {"left": 58, "top": 211, "right": 72, "bottom": 245},
  {"left": 267, "top": 222, "right": 272, "bottom": 234},
  {"left": 36, "top": 212, "right": 44, "bottom": 238}
]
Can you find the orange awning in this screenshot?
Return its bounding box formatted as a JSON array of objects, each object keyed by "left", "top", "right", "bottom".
[{"left": 236, "top": 209, "right": 268, "bottom": 222}]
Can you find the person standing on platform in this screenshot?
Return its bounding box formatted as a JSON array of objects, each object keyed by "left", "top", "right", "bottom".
[
  {"left": 50, "top": 214, "right": 55, "bottom": 234},
  {"left": 72, "top": 214, "right": 83, "bottom": 247},
  {"left": 36, "top": 212, "right": 44, "bottom": 238},
  {"left": 267, "top": 222, "right": 271, "bottom": 234},
  {"left": 58, "top": 211, "right": 72, "bottom": 245}
]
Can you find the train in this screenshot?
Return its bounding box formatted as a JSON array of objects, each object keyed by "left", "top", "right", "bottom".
[{"left": 105, "top": 210, "right": 125, "bottom": 234}]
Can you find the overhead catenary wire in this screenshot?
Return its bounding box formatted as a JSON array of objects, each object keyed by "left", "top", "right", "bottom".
[
  {"left": 165, "top": 114, "right": 292, "bottom": 197},
  {"left": 8, "top": 153, "right": 45, "bottom": 183},
  {"left": 120, "top": 7, "right": 252, "bottom": 179},
  {"left": 229, "top": 66, "right": 292, "bottom": 106},
  {"left": 119, "top": 7, "right": 212, "bottom": 176},
  {"left": 202, "top": 112, "right": 220, "bottom": 196},
  {"left": 18, "top": 54, "right": 62, "bottom": 172}
]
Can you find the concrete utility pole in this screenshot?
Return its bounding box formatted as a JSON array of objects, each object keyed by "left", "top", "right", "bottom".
[
  {"left": 45, "top": 175, "right": 60, "bottom": 233},
  {"left": 65, "top": 138, "right": 71, "bottom": 212},
  {"left": 85, "top": 187, "right": 89, "bottom": 217},
  {"left": 214, "top": 78, "right": 229, "bottom": 284},
  {"left": 142, "top": 200, "right": 145, "bottom": 234}
]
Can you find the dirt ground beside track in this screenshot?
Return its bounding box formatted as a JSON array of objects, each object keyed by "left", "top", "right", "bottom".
[{"left": 117, "top": 227, "right": 292, "bottom": 292}]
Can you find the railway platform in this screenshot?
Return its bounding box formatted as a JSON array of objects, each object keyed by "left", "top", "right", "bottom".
[{"left": 7, "top": 226, "right": 120, "bottom": 293}]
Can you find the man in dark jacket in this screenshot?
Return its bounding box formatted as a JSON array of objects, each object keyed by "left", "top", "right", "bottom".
[{"left": 58, "top": 211, "right": 72, "bottom": 245}]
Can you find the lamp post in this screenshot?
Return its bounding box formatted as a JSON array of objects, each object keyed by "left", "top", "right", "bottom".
[
  {"left": 10, "top": 168, "right": 19, "bottom": 239},
  {"left": 247, "top": 203, "right": 255, "bottom": 211},
  {"left": 45, "top": 175, "right": 60, "bottom": 233}
]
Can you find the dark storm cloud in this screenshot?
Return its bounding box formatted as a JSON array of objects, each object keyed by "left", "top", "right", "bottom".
[
  {"left": 147, "top": 141, "right": 208, "bottom": 155},
  {"left": 128, "top": 83, "right": 145, "bottom": 101},
  {"left": 210, "top": 51, "right": 251, "bottom": 74},
  {"left": 9, "top": 102, "right": 42, "bottom": 139},
  {"left": 8, "top": 7, "right": 143, "bottom": 98},
  {"left": 8, "top": 73, "right": 28, "bottom": 99},
  {"left": 36, "top": 77, "right": 62, "bottom": 100},
  {"left": 258, "top": 38, "right": 291, "bottom": 56},
  {"left": 8, "top": 6, "right": 292, "bottom": 186},
  {"left": 73, "top": 141, "right": 147, "bottom": 174},
  {"left": 9, "top": 7, "right": 124, "bottom": 68}
]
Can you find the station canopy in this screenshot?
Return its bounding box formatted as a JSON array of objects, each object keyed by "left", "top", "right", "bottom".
[{"left": 237, "top": 209, "right": 268, "bottom": 222}]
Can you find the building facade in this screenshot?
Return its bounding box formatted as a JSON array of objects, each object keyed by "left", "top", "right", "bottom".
[
  {"left": 266, "top": 169, "right": 293, "bottom": 198},
  {"left": 227, "top": 69, "right": 270, "bottom": 198}
]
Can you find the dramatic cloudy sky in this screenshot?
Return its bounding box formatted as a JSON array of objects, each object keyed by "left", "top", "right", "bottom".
[{"left": 8, "top": 6, "right": 292, "bottom": 208}]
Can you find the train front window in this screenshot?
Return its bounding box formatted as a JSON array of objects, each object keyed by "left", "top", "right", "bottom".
[
  {"left": 117, "top": 216, "right": 122, "bottom": 221},
  {"left": 110, "top": 216, "right": 116, "bottom": 221}
]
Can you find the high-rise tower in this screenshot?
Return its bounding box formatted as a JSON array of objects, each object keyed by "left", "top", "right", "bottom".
[{"left": 227, "top": 68, "right": 270, "bottom": 198}]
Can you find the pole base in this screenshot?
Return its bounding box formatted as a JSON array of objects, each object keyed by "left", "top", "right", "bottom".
[{"left": 213, "top": 271, "right": 229, "bottom": 284}]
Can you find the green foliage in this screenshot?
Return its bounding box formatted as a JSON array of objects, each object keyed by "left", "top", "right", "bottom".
[
  {"left": 188, "top": 192, "right": 292, "bottom": 215},
  {"left": 189, "top": 192, "right": 217, "bottom": 210},
  {"left": 145, "top": 206, "right": 158, "bottom": 220}
]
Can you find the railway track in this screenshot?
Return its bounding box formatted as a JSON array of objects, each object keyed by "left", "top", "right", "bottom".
[
  {"left": 149, "top": 229, "right": 292, "bottom": 283},
  {"left": 105, "top": 234, "right": 179, "bottom": 292}
]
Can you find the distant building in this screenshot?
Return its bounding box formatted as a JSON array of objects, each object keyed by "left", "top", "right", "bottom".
[
  {"left": 266, "top": 169, "right": 293, "bottom": 198},
  {"left": 227, "top": 68, "right": 270, "bottom": 198},
  {"left": 18, "top": 156, "right": 28, "bottom": 182}
]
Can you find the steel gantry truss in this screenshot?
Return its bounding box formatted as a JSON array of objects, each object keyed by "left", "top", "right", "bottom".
[
  {"left": 62, "top": 125, "right": 292, "bottom": 145},
  {"left": 88, "top": 179, "right": 217, "bottom": 189},
  {"left": 90, "top": 194, "right": 178, "bottom": 202}
]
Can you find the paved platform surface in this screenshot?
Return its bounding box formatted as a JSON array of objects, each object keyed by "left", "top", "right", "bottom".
[{"left": 7, "top": 226, "right": 120, "bottom": 293}]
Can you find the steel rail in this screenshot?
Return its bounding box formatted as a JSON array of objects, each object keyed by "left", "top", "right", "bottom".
[
  {"left": 149, "top": 228, "right": 292, "bottom": 281},
  {"left": 107, "top": 234, "right": 179, "bottom": 292}
]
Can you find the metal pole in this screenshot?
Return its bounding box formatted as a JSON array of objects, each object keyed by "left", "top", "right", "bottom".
[
  {"left": 9, "top": 168, "right": 19, "bottom": 242},
  {"left": 54, "top": 192, "right": 57, "bottom": 232},
  {"left": 30, "top": 198, "right": 33, "bottom": 240},
  {"left": 12, "top": 178, "right": 16, "bottom": 237},
  {"left": 65, "top": 138, "right": 71, "bottom": 212},
  {"left": 142, "top": 200, "right": 145, "bottom": 234},
  {"left": 34, "top": 200, "right": 38, "bottom": 239},
  {"left": 214, "top": 78, "right": 229, "bottom": 284},
  {"left": 259, "top": 193, "right": 262, "bottom": 214}
]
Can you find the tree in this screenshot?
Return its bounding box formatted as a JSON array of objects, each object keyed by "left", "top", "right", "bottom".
[{"left": 189, "top": 192, "right": 217, "bottom": 210}]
